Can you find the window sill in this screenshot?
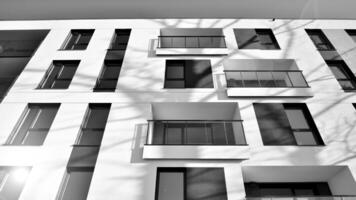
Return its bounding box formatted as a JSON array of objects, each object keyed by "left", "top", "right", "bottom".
[
  {"left": 156, "top": 48, "right": 229, "bottom": 56},
  {"left": 142, "top": 145, "right": 250, "bottom": 160},
  {"left": 226, "top": 87, "right": 313, "bottom": 98}
]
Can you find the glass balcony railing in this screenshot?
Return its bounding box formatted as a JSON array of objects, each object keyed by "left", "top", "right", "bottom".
[
  {"left": 146, "top": 120, "right": 247, "bottom": 145},
  {"left": 245, "top": 196, "right": 356, "bottom": 200},
  {"left": 225, "top": 70, "right": 309, "bottom": 88},
  {"left": 157, "top": 36, "right": 227, "bottom": 48}
]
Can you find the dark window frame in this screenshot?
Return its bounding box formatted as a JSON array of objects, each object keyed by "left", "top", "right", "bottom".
[
  {"left": 306, "top": 29, "right": 335, "bottom": 51},
  {"left": 326, "top": 60, "right": 356, "bottom": 91},
  {"left": 61, "top": 30, "right": 94, "bottom": 50},
  {"left": 164, "top": 60, "right": 186, "bottom": 88},
  {"left": 6, "top": 103, "right": 60, "bottom": 146},
  {"left": 93, "top": 60, "right": 122, "bottom": 92},
  {"left": 38, "top": 60, "right": 80, "bottom": 89}
]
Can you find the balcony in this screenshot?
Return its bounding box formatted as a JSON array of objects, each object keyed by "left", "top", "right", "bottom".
[
  {"left": 143, "top": 120, "right": 250, "bottom": 159},
  {"left": 245, "top": 196, "right": 356, "bottom": 200},
  {"left": 155, "top": 35, "right": 229, "bottom": 55}
]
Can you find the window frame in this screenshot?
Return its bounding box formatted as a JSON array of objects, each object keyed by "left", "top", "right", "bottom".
[
  {"left": 306, "top": 29, "right": 335, "bottom": 51},
  {"left": 38, "top": 60, "right": 80, "bottom": 89},
  {"left": 326, "top": 60, "right": 356, "bottom": 91},
  {"left": 93, "top": 60, "right": 122, "bottom": 92},
  {"left": 164, "top": 60, "right": 186, "bottom": 88},
  {"left": 6, "top": 103, "right": 60, "bottom": 146},
  {"left": 61, "top": 30, "right": 94, "bottom": 50}
]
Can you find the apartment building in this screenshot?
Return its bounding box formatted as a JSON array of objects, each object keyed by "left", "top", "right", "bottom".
[{"left": 0, "top": 18, "right": 356, "bottom": 200}]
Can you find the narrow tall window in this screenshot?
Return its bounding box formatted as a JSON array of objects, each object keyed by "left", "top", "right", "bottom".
[
  {"left": 93, "top": 60, "right": 122, "bottom": 91},
  {"left": 38, "top": 60, "right": 79, "bottom": 89},
  {"left": 57, "top": 104, "right": 110, "bottom": 200},
  {"left": 62, "top": 30, "right": 94, "bottom": 50},
  {"left": 156, "top": 168, "right": 228, "bottom": 200},
  {"left": 109, "top": 29, "right": 131, "bottom": 50},
  {"left": 0, "top": 167, "right": 31, "bottom": 200},
  {"left": 326, "top": 60, "right": 356, "bottom": 91},
  {"left": 234, "top": 29, "right": 280, "bottom": 50},
  {"left": 164, "top": 60, "right": 213, "bottom": 88},
  {"left": 306, "top": 29, "right": 335, "bottom": 51},
  {"left": 7, "top": 104, "right": 60, "bottom": 145},
  {"left": 253, "top": 103, "right": 323, "bottom": 146}
]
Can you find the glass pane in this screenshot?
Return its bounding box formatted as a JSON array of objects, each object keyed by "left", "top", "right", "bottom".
[
  {"left": 211, "top": 37, "right": 225, "bottom": 48},
  {"left": 186, "top": 122, "right": 207, "bottom": 144},
  {"left": 157, "top": 172, "right": 184, "bottom": 200},
  {"left": 64, "top": 34, "right": 79, "bottom": 50},
  {"left": 0, "top": 168, "right": 31, "bottom": 200},
  {"left": 272, "top": 72, "right": 292, "bottom": 87},
  {"left": 165, "top": 122, "right": 184, "bottom": 144},
  {"left": 165, "top": 80, "right": 185, "bottom": 88},
  {"left": 78, "top": 130, "right": 104, "bottom": 146},
  {"left": 285, "top": 109, "right": 310, "bottom": 129},
  {"left": 95, "top": 80, "right": 117, "bottom": 90},
  {"left": 160, "top": 37, "right": 172, "bottom": 48},
  {"left": 68, "top": 147, "right": 100, "bottom": 167},
  {"left": 232, "top": 122, "right": 246, "bottom": 145},
  {"left": 293, "top": 131, "right": 317, "bottom": 145},
  {"left": 101, "top": 66, "right": 120, "bottom": 79},
  {"left": 166, "top": 66, "right": 184, "bottom": 79},
  {"left": 310, "top": 34, "right": 324, "bottom": 44},
  {"left": 288, "top": 72, "right": 308, "bottom": 87},
  {"left": 198, "top": 37, "right": 212, "bottom": 48},
  {"left": 329, "top": 66, "right": 348, "bottom": 79},
  {"left": 211, "top": 122, "right": 227, "bottom": 145},
  {"left": 186, "top": 37, "right": 199, "bottom": 48},
  {"left": 294, "top": 188, "right": 315, "bottom": 196},
  {"left": 241, "top": 72, "right": 259, "bottom": 87},
  {"left": 172, "top": 37, "right": 185, "bottom": 48},
  {"left": 31, "top": 107, "right": 58, "bottom": 129},
  {"left": 226, "top": 72, "right": 243, "bottom": 87},
  {"left": 339, "top": 80, "right": 356, "bottom": 90},
  {"left": 57, "top": 66, "right": 77, "bottom": 79},
  {"left": 60, "top": 170, "right": 93, "bottom": 200},
  {"left": 258, "top": 33, "right": 273, "bottom": 44},
  {"left": 260, "top": 188, "right": 293, "bottom": 196},
  {"left": 85, "top": 108, "right": 110, "bottom": 129},
  {"left": 52, "top": 80, "right": 71, "bottom": 89},
  {"left": 257, "top": 72, "right": 275, "bottom": 87},
  {"left": 23, "top": 130, "right": 48, "bottom": 145},
  {"left": 77, "top": 34, "right": 91, "bottom": 45}
]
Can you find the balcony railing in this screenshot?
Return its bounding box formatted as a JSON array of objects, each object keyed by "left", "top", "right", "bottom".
[
  {"left": 0, "top": 40, "right": 42, "bottom": 57},
  {"left": 225, "top": 70, "right": 309, "bottom": 88},
  {"left": 146, "top": 120, "right": 246, "bottom": 145},
  {"left": 157, "top": 36, "right": 227, "bottom": 48},
  {"left": 245, "top": 196, "right": 356, "bottom": 200}
]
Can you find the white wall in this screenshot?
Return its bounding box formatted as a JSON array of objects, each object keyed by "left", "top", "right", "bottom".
[{"left": 0, "top": 19, "right": 355, "bottom": 199}]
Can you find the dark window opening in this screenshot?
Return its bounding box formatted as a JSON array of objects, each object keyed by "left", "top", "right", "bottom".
[
  {"left": 164, "top": 60, "right": 213, "bottom": 88},
  {"left": 38, "top": 60, "right": 80, "bottom": 89},
  {"left": 155, "top": 168, "right": 228, "bottom": 200},
  {"left": 346, "top": 30, "right": 356, "bottom": 43},
  {"left": 326, "top": 60, "right": 356, "bottom": 91},
  {"left": 234, "top": 29, "right": 280, "bottom": 50},
  {"left": 7, "top": 104, "right": 60, "bottom": 145},
  {"left": 306, "top": 29, "right": 335, "bottom": 51},
  {"left": 245, "top": 182, "right": 332, "bottom": 197},
  {"left": 93, "top": 60, "right": 122, "bottom": 92},
  {"left": 62, "top": 30, "right": 94, "bottom": 50},
  {"left": 109, "top": 29, "right": 131, "bottom": 50},
  {"left": 253, "top": 103, "right": 324, "bottom": 146}
]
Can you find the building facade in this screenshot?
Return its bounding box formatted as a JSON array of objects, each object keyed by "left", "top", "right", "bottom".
[{"left": 0, "top": 19, "right": 356, "bottom": 199}]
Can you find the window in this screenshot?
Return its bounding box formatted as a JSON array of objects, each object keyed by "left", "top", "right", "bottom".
[
  {"left": 306, "top": 29, "right": 335, "bottom": 51},
  {"left": 346, "top": 30, "right": 356, "bottom": 43},
  {"left": 94, "top": 60, "right": 122, "bottom": 91},
  {"left": 147, "top": 120, "right": 246, "bottom": 145},
  {"left": 234, "top": 29, "right": 280, "bottom": 50},
  {"left": 158, "top": 28, "right": 226, "bottom": 48},
  {"left": 155, "top": 168, "right": 227, "bottom": 200},
  {"left": 57, "top": 104, "right": 110, "bottom": 200},
  {"left": 109, "top": 29, "right": 131, "bottom": 50},
  {"left": 253, "top": 103, "right": 324, "bottom": 146},
  {"left": 245, "top": 182, "right": 332, "bottom": 197},
  {"left": 164, "top": 60, "right": 213, "bottom": 88},
  {"left": 62, "top": 30, "right": 94, "bottom": 50},
  {"left": 225, "top": 70, "right": 308, "bottom": 88},
  {"left": 326, "top": 60, "right": 356, "bottom": 91},
  {"left": 38, "top": 60, "right": 79, "bottom": 89},
  {"left": 0, "top": 167, "right": 31, "bottom": 200},
  {"left": 7, "top": 104, "right": 60, "bottom": 145}
]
